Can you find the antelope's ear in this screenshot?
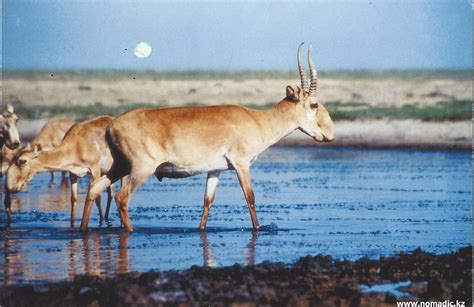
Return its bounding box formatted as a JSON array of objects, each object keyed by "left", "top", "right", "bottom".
[
  {"left": 286, "top": 85, "right": 302, "bottom": 102},
  {"left": 6, "top": 103, "right": 14, "bottom": 113},
  {"left": 33, "top": 143, "right": 42, "bottom": 156},
  {"left": 24, "top": 142, "right": 31, "bottom": 151},
  {"left": 286, "top": 85, "right": 295, "bottom": 98}
]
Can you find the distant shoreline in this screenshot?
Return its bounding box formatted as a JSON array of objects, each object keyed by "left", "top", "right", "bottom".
[
  {"left": 17, "top": 119, "right": 471, "bottom": 151},
  {"left": 2, "top": 68, "right": 471, "bottom": 81}
]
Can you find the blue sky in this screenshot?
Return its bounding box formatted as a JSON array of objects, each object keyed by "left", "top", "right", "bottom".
[{"left": 3, "top": 0, "right": 472, "bottom": 70}]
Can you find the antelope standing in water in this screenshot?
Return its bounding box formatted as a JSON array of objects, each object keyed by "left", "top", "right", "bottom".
[
  {"left": 1, "top": 103, "right": 21, "bottom": 221},
  {"left": 80, "top": 43, "right": 334, "bottom": 232},
  {"left": 7, "top": 116, "right": 116, "bottom": 226},
  {"left": 3, "top": 117, "right": 76, "bottom": 220}
]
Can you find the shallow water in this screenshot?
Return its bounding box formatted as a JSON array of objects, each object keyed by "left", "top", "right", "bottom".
[
  {"left": 0, "top": 147, "right": 471, "bottom": 285},
  {"left": 360, "top": 281, "right": 414, "bottom": 298}
]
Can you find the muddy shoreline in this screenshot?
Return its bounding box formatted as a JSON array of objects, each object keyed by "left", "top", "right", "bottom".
[
  {"left": 1, "top": 246, "right": 471, "bottom": 306},
  {"left": 17, "top": 119, "right": 472, "bottom": 151}
]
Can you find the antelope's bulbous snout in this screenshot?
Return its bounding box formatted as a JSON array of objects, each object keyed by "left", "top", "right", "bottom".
[
  {"left": 6, "top": 169, "right": 26, "bottom": 193},
  {"left": 313, "top": 134, "right": 334, "bottom": 143},
  {"left": 6, "top": 140, "right": 20, "bottom": 150},
  {"left": 8, "top": 185, "right": 22, "bottom": 193},
  {"left": 323, "top": 134, "right": 335, "bottom": 142},
  {"left": 6, "top": 178, "right": 22, "bottom": 193}
]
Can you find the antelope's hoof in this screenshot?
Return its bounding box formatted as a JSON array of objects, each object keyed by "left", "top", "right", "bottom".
[{"left": 123, "top": 225, "right": 134, "bottom": 232}]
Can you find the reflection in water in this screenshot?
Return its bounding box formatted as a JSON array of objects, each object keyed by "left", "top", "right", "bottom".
[
  {"left": 246, "top": 232, "right": 258, "bottom": 266},
  {"left": 201, "top": 232, "right": 215, "bottom": 267},
  {"left": 67, "top": 232, "right": 130, "bottom": 279},
  {"left": 2, "top": 230, "right": 131, "bottom": 286},
  {"left": 201, "top": 231, "right": 258, "bottom": 267},
  {"left": 117, "top": 233, "right": 129, "bottom": 274},
  {"left": 3, "top": 233, "right": 26, "bottom": 286},
  {"left": 6, "top": 178, "right": 71, "bottom": 214},
  {"left": 1, "top": 229, "right": 261, "bottom": 285}
]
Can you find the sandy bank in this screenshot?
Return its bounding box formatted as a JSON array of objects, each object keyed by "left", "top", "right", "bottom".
[
  {"left": 3, "top": 76, "right": 471, "bottom": 107},
  {"left": 18, "top": 119, "right": 471, "bottom": 150},
  {"left": 280, "top": 120, "right": 472, "bottom": 150}
]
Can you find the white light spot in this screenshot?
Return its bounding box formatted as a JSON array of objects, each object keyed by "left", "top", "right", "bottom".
[{"left": 134, "top": 42, "right": 152, "bottom": 58}]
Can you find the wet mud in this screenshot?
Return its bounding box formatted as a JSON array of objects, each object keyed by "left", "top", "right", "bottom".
[{"left": 0, "top": 246, "right": 471, "bottom": 306}]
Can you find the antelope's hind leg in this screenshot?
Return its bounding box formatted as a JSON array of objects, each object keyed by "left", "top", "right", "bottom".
[
  {"left": 199, "top": 171, "right": 220, "bottom": 231},
  {"left": 69, "top": 174, "right": 78, "bottom": 227}
]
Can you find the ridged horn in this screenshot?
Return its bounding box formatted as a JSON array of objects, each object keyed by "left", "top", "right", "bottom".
[
  {"left": 297, "top": 42, "right": 309, "bottom": 92},
  {"left": 307, "top": 44, "right": 318, "bottom": 96}
]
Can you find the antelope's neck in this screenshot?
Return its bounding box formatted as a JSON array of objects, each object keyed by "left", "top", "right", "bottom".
[
  {"left": 256, "top": 101, "right": 299, "bottom": 150},
  {"left": 35, "top": 145, "right": 74, "bottom": 172}
]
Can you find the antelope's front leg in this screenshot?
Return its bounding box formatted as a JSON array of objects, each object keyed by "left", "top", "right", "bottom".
[
  {"left": 234, "top": 163, "right": 260, "bottom": 230},
  {"left": 80, "top": 175, "right": 112, "bottom": 232},
  {"left": 104, "top": 183, "right": 114, "bottom": 221},
  {"left": 115, "top": 165, "right": 153, "bottom": 232},
  {"left": 70, "top": 174, "right": 78, "bottom": 227},
  {"left": 4, "top": 185, "right": 12, "bottom": 224},
  {"left": 199, "top": 171, "right": 220, "bottom": 230}
]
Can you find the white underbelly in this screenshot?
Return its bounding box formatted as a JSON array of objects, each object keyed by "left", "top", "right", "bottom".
[
  {"left": 69, "top": 167, "right": 89, "bottom": 177},
  {"left": 155, "top": 157, "right": 230, "bottom": 180}
]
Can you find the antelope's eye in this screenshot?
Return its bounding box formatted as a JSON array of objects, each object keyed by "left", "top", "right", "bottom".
[
  {"left": 18, "top": 158, "right": 27, "bottom": 166},
  {"left": 310, "top": 103, "right": 319, "bottom": 109}
]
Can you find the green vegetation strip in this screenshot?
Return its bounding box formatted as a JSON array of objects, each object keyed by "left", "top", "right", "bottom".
[
  {"left": 14, "top": 100, "right": 471, "bottom": 122},
  {"left": 326, "top": 100, "right": 472, "bottom": 121}
]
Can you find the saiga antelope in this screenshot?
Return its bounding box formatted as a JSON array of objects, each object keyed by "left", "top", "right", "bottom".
[
  {"left": 1, "top": 103, "right": 21, "bottom": 221},
  {"left": 2, "top": 115, "right": 72, "bottom": 176},
  {"left": 7, "top": 116, "right": 116, "bottom": 226},
  {"left": 2, "top": 117, "right": 76, "bottom": 220},
  {"left": 29, "top": 117, "right": 76, "bottom": 182},
  {"left": 0, "top": 103, "right": 21, "bottom": 150},
  {"left": 80, "top": 43, "right": 334, "bottom": 232}
]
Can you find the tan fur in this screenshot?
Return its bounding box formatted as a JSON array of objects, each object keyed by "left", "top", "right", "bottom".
[
  {"left": 31, "top": 117, "right": 76, "bottom": 150},
  {"left": 1, "top": 117, "right": 75, "bottom": 176},
  {"left": 80, "top": 87, "right": 334, "bottom": 232},
  {"left": 0, "top": 103, "right": 20, "bottom": 150},
  {"left": 1, "top": 103, "right": 20, "bottom": 222},
  {"left": 1, "top": 146, "right": 18, "bottom": 176},
  {"left": 31, "top": 117, "right": 76, "bottom": 182},
  {"left": 7, "top": 116, "right": 116, "bottom": 227}
]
